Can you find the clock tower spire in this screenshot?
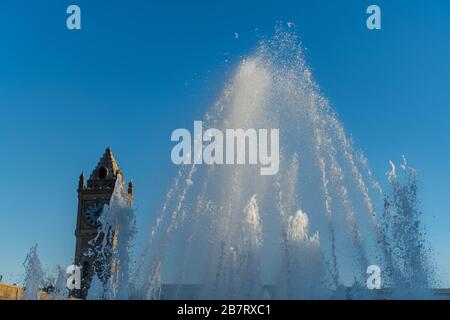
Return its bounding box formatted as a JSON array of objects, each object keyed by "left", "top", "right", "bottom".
[{"left": 73, "top": 147, "right": 133, "bottom": 299}]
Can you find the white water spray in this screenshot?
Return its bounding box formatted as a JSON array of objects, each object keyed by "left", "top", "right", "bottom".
[
  {"left": 22, "top": 244, "right": 44, "bottom": 300},
  {"left": 86, "top": 174, "right": 136, "bottom": 300},
  {"left": 132, "top": 28, "right": 435, "bottom": 299}
]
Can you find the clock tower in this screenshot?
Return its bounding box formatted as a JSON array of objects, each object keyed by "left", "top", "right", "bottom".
[{"left": 73, "top": 147, "right": 133, "bottom": 299}]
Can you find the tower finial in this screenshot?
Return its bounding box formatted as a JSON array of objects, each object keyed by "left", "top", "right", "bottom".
[{"left": 78, "top": 172, "right": 85, "bottom": 190}]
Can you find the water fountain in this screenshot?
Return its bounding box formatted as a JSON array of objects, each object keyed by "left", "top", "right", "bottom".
[
  {"left": 10, "top": 26, "right": 437, "bottom": 301},
  {"left": 86, "top": 173, "right": 136, "bottom": 300},
  {"left": 53, "top": 265, "right": 68, "bottom": 297},
  {"left": 125, "top": 28, "right": 435, "bottom": 300},
  {"left": 22, "top": 244, "right": 44, "bottom": 300}
]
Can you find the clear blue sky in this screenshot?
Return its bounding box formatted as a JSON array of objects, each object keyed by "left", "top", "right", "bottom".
[{"left": 0, "top": 0, "right": 449, "bottom": 287}]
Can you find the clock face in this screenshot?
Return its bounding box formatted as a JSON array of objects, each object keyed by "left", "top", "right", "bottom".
[{"left": 84, "top": 202, "right": 104, "bottom": 227}]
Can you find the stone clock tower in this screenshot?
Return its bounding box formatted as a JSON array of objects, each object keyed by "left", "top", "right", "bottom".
[{"left": 74, "top": 147, "right": 133, "bottom": 299}]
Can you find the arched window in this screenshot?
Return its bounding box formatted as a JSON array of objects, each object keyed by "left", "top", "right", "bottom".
[{"left": 98, "top": 166, "right": 108, "bottom": 179}]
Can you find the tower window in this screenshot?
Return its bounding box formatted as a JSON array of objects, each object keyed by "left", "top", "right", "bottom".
[{"left": 98, "top": 166, "right": 108, "bottom": 179}]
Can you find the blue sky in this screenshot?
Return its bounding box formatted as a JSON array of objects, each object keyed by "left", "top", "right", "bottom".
[{"left": 0, "top": 0, "right": 449, "bottom": 287}]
